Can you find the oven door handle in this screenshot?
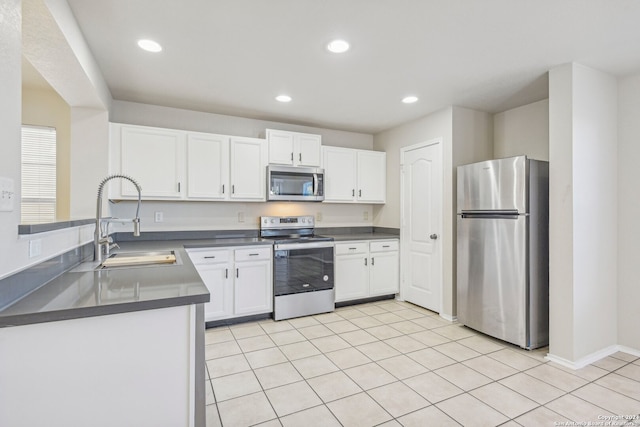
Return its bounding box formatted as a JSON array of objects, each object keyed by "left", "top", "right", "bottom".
[{"left": 274, "top": 241, "right": 334, "bottom": 251}]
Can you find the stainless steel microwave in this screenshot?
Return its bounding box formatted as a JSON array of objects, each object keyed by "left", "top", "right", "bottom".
[{"left": 267, "top": 165, "right": 324, "bottom": 202}]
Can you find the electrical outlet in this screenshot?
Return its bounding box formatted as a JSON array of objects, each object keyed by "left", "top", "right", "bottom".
[
  {"left": 363, "top": 211, "right": 369, "bottom": 221},
  {"left": 316, "top": 212, "right": 323, "bottom": 222},
  {"left": 238, "top": 212, "right": 245, "bottom": 223},
  {"left": 29, "top": 239, "right": 42, "bottom": 258},
  {"left": 154, "top": 211, "right": 164, "bottom": 222}
]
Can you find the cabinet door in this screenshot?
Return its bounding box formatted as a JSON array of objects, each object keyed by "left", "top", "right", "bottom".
[
  {"left": 230, "top": 137, "right": 267, "bottom": 201},
  {"left": 369, "top": 250, "right": 399, "bottom": 296},
  {"left": 335, "top": 254, "right": 369, "bottom": 302},
  {"left": 294, "top": 133, "right": 321, "bottom": 167},
  {"left": 234, "top": 260, "right": 272, "bottom": 315},
  {"left": 186, "top": 133, "right": 229, "bottom": 199},
  {"left": 322, "top": 146, "right": 357, "bottom": 202},
  {"left": 357, "top": 151, "right": 386, "bottom": 203},
  {"left": 266, "top": 129, "right": 294, "bottom": 165},
  {"left": 120, "top": 125, "right": 184, "bottom": 198},
  {"left": 192, "top": 263, "right": 233, "bottom": 321}
]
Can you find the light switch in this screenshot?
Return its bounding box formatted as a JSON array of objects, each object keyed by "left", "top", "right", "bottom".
[{"left": 0, "top": 177, "right": 15, "bottom": 212}]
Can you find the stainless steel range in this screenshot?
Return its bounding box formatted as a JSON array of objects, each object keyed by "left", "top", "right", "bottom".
[{"left": 260, "top": 215, "right": 335, "bottom": 321}]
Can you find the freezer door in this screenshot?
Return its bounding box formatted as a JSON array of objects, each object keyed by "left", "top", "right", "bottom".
[
  {"left": 457, "top": 156, "right": 527, "bottom": 213},
  {"left": 457, "top": 214, "right": 528, "bottom": 347}
]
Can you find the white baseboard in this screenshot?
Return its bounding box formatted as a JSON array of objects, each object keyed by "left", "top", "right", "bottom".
[
  {"left": 440, "top": 313, "right": 457, "bottom": 323},
  {"left": 546, "top": 344, "right": 640, "bottom": 369}
]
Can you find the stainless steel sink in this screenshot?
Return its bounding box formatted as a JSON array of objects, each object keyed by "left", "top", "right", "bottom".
[
  {"left": 97, "top": 250, "right": 181, "bottom": 270},
  {"left": 70, "top": 250, "right": 182, "bottom": 272}
]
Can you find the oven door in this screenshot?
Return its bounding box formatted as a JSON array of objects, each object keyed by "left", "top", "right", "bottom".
[{"left": 273, "top": 241, "right": 334, "bottom": 296}]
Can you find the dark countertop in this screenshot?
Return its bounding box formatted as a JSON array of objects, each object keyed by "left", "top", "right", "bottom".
[
  {"left": 0, "top": 232, "right": 397, "bottom": 328},
  {"left": 0, "top": 243, "right": 212, "bottom": 327},
  {"left": 326, "top": 233, "right": 400, "bottom": 242}
]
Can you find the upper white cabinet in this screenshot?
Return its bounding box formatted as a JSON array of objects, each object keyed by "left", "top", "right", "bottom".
[
  {"left": 187, "top": 132, "right": 229, "bottom": 200},
  {"left": 266, "top": 129, "right": 322, "bottom": 167},
  {"left": 322, "top": 146, "right": 386, "bottom": 203},
  {"left": 229, "top": 137, "right": 268, "bottom": 200},
  {"left": 111, "top": 123, "right": 267, "bottom": 201},
  {"left": 118, "top": 124, "right": 185, "bottom": 198}
]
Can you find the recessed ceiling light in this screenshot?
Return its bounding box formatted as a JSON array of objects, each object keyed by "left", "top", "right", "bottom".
[
  {"left": 402, "top": 96, "right": 419, "bottom": 104},
  {"left": 327, "top": 39, "right": 350, "bottom": 53},
  {"left": 275, "top": 95, "right": 292, "bottom": 103},
  {"left": 137, "top": 39, "right": 162, "bottom": 53}
]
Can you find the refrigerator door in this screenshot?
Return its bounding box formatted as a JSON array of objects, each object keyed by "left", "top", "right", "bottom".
[
  {"left": 457, "top": 214, "right": 528, "bottom": 347},
  {"left": 457, "top": 156, "right": 527, "bottom": 213}
]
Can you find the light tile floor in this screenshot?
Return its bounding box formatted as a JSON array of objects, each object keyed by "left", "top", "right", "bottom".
[{"left": 203, "top": 300, "right": 640, "bottom": 427}]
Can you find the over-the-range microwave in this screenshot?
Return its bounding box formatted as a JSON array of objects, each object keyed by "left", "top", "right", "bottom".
[{"left": 267, "top": 165, "right": 324, "bottom": 202}]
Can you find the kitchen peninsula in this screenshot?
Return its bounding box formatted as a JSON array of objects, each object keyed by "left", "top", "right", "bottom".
[{"left": 0, "top": 242, "right": 210, "bottom": 427}]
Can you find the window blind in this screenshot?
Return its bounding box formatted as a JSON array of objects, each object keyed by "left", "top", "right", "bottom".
[{"left": 21, "top": 125, "right": 56, "bottom": 224}]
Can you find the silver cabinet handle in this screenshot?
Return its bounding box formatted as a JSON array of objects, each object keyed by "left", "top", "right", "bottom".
[
  {"left": 364, "top": 258, "right": 367, "bottom": 266},
  {"left": 225, "top": 268, "right": 228, "bottom": 279},
  {"left": 178, "top": 182, "right": 181, "bottom": 192},
  {"left": 232, "top": 185, "right": 235, "bottom": 194},
  {"left": 382, "top": 245, "right": 390, "bottom": 248},
  {"left": 299, "top": 153, "right": 302, "bottom": 162},
  {"left": 430, "top": 234, "right": 438, "bottom": 240},
  {"left": 359, "top": 189, "right": 362, "bottom": 197},
  {"left": 249, "top": 253, "right": 259, "bottom": 256},
  {"left": 352, "top": 189, "right": 355, "bottom": 197},
  {"left": 291, "top": 152, "right": 294, "bottom": 161},
  {"left": 222, "top": 184, "right": 225, "bottom": 194},
  {"left": 349, "top": 247, "right": 357, "bottom": 250},
  {"left": 204, "top": 256, "right": 216, "bottom": 259},
  {"left": 372, "top": 257, "right": 374, "bottom": 266},
  {"left": 236, "top": 268, "right": 239, "bottom": 278}
]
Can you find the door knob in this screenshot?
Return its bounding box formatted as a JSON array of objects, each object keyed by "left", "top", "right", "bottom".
[{"left": 430, "top": 233, "right": 438, "bottom": 240}]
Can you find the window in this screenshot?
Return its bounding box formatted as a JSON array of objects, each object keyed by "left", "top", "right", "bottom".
[{"left": 21, "top": 125, "right": 56, "bottom": 224}]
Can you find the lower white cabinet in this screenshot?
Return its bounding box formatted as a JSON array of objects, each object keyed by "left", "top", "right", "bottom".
[
  {"left": 335, "top": 239, "right": 399, "bottom": 303},
  {"left": 187, "top": 246, "right": 272, "bottom": 321}
]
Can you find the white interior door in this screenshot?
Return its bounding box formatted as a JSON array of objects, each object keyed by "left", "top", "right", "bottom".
[{"left": 401, "top": 140, "right": 442, "bottom": 312}]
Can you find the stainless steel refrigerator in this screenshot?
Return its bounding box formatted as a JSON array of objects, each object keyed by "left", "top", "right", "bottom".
[{"left": 456, "top": 155, "right": 549, "bottom": 349}]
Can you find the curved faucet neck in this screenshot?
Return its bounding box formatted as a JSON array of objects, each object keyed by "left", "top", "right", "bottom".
[{"left": 95, "top": 174, "right": 142, "bottom": 262}]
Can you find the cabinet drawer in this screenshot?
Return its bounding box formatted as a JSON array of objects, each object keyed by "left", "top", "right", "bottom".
[
  {"left": 370, "top": 240, "right": 399, "bottom": 253},
  {"left": 235, "top": 247, "right": 271, "bottom": 262},
  {"left": 186, "top": 249, "right": 230, "bottom": 265},
  {"left": 335, "top": 242, "right": 368, "bottom": 255}
]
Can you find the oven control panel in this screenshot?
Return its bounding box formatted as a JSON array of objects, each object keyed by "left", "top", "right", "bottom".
[{"left": 260, "top": 215, "right": 315, "bottom": 229}]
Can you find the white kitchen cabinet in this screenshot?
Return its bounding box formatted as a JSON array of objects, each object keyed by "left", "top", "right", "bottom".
[
  {"left": 230, "top": 137, "right": 268, "bottom": 201},
  {"left": 117, "top": 124, "right": 185, "bottom": 198},
  {"left": 111, "top": 123, "right": 267, "bottom": 202},
  {"left": 186, "top": 132, "right": 229, "bottom": 200},
  {"left": 357, "top": 150, "right": 386, "bottom": 203},
  {"left": 266, "top": 129, "right": 322, "bottom": 167},
  {"left": 369, "top": 240, "right": 400, "bottom": 296},
  {"left": 234, "top": 247, "right": 272, "bottom": 315},
  {"left": 322, "top": 146, "right": 386, "bottom": 203},
  {"left": 334, "top": 242, "right": 369, "bottom": 302},
  {"left": 187, "top": 246, "right": 272, "bottom": 321},
  {"left": 335, "top": 239, "right": 399, "bottom": 303}
]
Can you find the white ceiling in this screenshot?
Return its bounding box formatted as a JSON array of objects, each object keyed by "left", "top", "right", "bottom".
[{"left": 63, "top": 0, "right": 640, "bottom": 134}]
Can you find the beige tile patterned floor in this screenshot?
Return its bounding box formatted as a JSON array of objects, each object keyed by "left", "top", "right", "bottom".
[{"left": 204, "top": 300, "right": 640, "bottom": 427}]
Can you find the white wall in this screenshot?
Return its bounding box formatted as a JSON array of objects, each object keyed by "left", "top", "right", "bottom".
[
  {"left": 548, "top": 63, "right": 618, "bottom": 365},
  {"left": 0, "top": 0, "right": 25, "bottom": 278},
  {"left": 111, "top": 100, "right": 373, "bottom": 150},
  {"left": 494, "top": 99, "right": 549, "bottom": 161},
  {"left": 617, "top": 75, "right": 640, "bottom": 351}
]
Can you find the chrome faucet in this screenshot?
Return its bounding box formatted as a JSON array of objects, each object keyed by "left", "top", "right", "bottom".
[{"left": 95, "top": 174, "right": 142, "bottom": 262}]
